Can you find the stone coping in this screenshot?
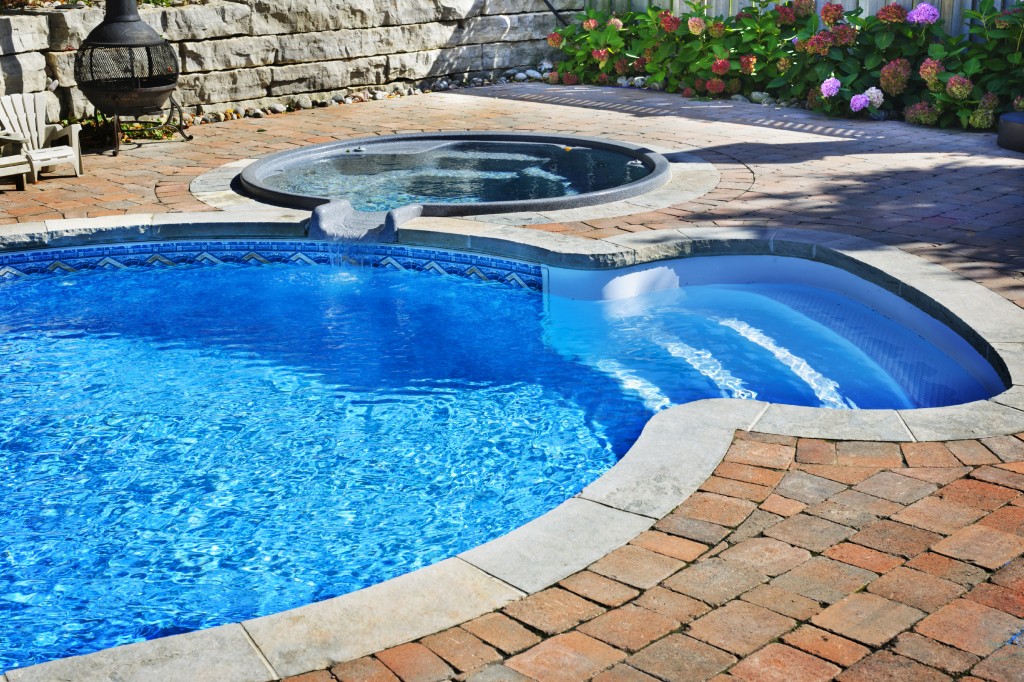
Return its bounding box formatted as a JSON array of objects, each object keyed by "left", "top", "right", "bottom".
[{"left": 2, "top": 216, "right": 1023, "bottom": 681}]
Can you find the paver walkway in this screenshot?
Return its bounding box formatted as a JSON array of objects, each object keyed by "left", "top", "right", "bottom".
[
  {"left": 2, "top": 84, "right": 1023, "bottom": 680},
  {"left": 282, "top": 431, "right": 1024, "bottom": 682}
]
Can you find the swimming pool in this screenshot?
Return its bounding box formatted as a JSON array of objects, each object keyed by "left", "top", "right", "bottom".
[{"left": 0, "top": 239, "right": 1005, "bottom": 671}]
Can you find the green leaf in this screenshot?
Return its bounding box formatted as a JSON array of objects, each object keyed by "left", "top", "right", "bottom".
[
  {"left": 1008, "top": 52, "right": 1022, "bottom": 65},
  {"left": 712, "top": 43, "right": 729, "bottom": 59},
  {"left": 767, "top": 75, "right": 789, "bottom": 88},
  {"left": 864, "top": 53, "right": 883, "bottom": 70},
  {"left": 927, "top": 43, "right": 946, "bottom": 60},
  {"left": 875, "top": 30, "right": 894, "bottom": 50},
  {"left": 963, "top": 57, "right": 981, "bottom": 76}
]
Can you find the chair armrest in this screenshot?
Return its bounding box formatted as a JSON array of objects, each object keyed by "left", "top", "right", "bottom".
[{"left": 47, "top": 122, "right": 82, "bottom": 147}]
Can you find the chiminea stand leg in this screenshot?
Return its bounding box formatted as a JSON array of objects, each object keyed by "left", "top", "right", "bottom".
[
  {"left": 166, "top": 96, "right": 194, "bottom": 143},
  {"left": 111, "top": 96, "right": 193, "bottom": 156}
]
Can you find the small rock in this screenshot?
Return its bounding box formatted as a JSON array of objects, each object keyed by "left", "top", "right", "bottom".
[
  {"left": 730, "top": 94, "right": 751, "bottom": 103},
  {"left": 617, "top": 76, "right": 629, "bottom": 87},
  {"left": 497, "top": 77, "right": 508, "bottom": 84},
  {"left": 314, "top": 99, "right": 329, "bottom": 107},
  {"left": 869, "top": 109, "right": 888, "bottom": 121},
  {"left": 343, "top": 97, "right": 354, "bottom": 105},
  {"left": 434, "top": 80, "right": 449, "bottom": 91},
  {"left": 750, "top": 91, "right": 771, "bottom": 104},
  {"left": 373, "top": 91, "right": 387, "bottom": 100},
  {"left": 251, "top": 109, "right": 264, "bottom": 118},
  {"left": 524, "top": 69, "right": 542, "bottom": 80},
  {"left": 514, "top": 72, "right": 528, "bottom": 82},
  {"left": 268, "top": 103, "right": 287, "bottom": 114},
  {"left": 760, "top": 96, "right": 777, "bottom": 105},
  {"left": 648, "top": 81, "right": 663, "bottom": 91},
  {"left": 295, "top": 95, "right": 313, "bottom": 109},
  {"left": 412, "top": 88, "right": 423, "bottom": 96},
  {"left": 504, "top": 69, "right": 519, "bottom": 77},
  {"left": 332, "top": 93, "right": 347, "bottom": 103},
  {"left": 633, "top": 76, "right": 646, "bottom": 88},
  {"left": 349, "top": 94, "right": 365, "bottom": 103},
  {"left": 538, "top": 60, "right": 554, "bottom": 72}
]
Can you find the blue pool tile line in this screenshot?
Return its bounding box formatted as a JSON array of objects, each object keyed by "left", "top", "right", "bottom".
[{"left": 0, "top": 240, "right": 545, "bottom": 291}]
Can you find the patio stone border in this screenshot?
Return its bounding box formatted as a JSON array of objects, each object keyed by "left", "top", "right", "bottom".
[{"left": 1, "top": 215, "right": 1022, "bottom": 682}]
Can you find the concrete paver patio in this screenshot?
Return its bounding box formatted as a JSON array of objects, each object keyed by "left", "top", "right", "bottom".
[{"left": 1, "top": 84, "right": 1022, "bottom": 681}]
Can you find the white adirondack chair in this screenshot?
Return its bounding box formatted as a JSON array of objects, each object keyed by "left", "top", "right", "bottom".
[
  {"left": 0, "top": 131, "right": 30, "bottom": 190},
  {"left": 0, "top": 92, "right": 82, "bottom": 184}
]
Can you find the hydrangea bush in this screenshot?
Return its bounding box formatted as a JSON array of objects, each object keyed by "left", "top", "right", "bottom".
[{"left": 548, "top": 0, "right": 1023, "bottom": 129}]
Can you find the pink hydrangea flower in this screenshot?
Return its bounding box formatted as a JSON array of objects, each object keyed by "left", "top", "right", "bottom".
[
  {"left": 904, "top": 101, "right": 939, "bottom": 125},
  {"left": 740, "top": 54, "right": 757, "bottom": 75},
  {"left": 907, "top": 3, "right": 940, "bottom": 24},
  {"left": 820, "top": 77, "right": 842, "bottom": 97},
  {"left": 712, "top": 58, "right": 731, "bottom": 76},
  {"left": 776, "top": 5, "right": 796, "bottom": 25},
  {"left": 705, "top": 78, "right": 726, "bottom": 95},
  {"left": 562, "top": 72, "right": 579, "bottom": 85},
  {"left": 880, "top": 58, "right": 911, "bottom": 95},
  {"left": 583, "top": 18, "right": 599, "bottom": 31},
  {"left": 876, "top": 3, "right": 908, "bottom": 23},
  {"left": 1014, "top": 95, "right": 1024, "bottom": 112},
  {"left": 708, "top": 21, "right": 726, "bottom": 38},
  {"left": 687, "top": 16, "right": 707, "bottom": 35},
  {"left": 919, "top": 57, "right": 943, "bottom": 83},
  {"left": 681, "top": 87, "right": 696, "bottom": 97},
  {"left": 546, "top": 32, "right": 563, "bottom": 48},
  {"left": 821, "top": 2, "right": 845, "bottom": 26},
  {"left": 794, "top": 0, "right": 815, "bottom": 18},
  {"left": 831, "top": 23, "right": 858, "bottom": 46},
  {"left": 660, "top": 11, "right": 682, "bottom": 32},
  {"left": 946, "top": 74, "right": 973, "bottom": 100},
  {"left": 850, "top": 93, "right": 870, "bottom": 111},
  {"left": 607, "top": 17, "right": 624, "bottom": 29},
  {"left": 776, "top": 57, "right": 792, "bottom": 73},
  {"left": 614, "top": 58, "right": 630, "bottom": 75},
  {"left": 591, "top": 48, "right": 610, "bottom": 63}
]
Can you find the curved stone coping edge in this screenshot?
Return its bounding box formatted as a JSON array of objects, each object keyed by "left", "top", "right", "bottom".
[{"left": 5, "top": 218, "right": 1024, "bottom": 681}]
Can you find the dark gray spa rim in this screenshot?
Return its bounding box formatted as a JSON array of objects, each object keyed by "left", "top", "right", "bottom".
[{"left": 237, "top": 132, "right": 672, "bottom": 214}]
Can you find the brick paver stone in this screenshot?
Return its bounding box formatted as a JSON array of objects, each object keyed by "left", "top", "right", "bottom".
[
  {"left": 654, "top": 514, "right": 731, "bottom": 545},
  {"left": 892, "top": 496, "right": 988, "bottom": 535},
  {"left": 804, "top": 500, "right": 878, "bottom": 529},
  {"left": 462, "top": 613, "right": 542, "bottom": 655},
  {"left": 732, "top": 509, "right": 784, "bottom": 542},
  {"left": 795, "top": 464, "right": 881, "bottom": 486},
  {"left": 812, "top": 592, "right": 925, "bottom": 647},
  {"left": 906, "top": 552, "right": 990, "bottom": 587},
  {"left": 464, "top": 664, "right": 532, "bottom": 682},
  {"left": 634, "top": 586, "right": 710, "bottom": 624},
  {"left": 678, "top": 492, "right": 758, "bottom": 527},
  {"left": 505, "top": 632, "right": 627, "bottom": 682},
  {"left": 936, "top": 479, "right": 1019, "bottom": 510},
  {"left": 627, "top": 634, "right": 737, "bottom": 681},
  {"left": 966, "top": 582, "right": 1024, "bottom": 618},
  {"left": 828, "top": 489, "right": 905, "bottom": 517},
  {"left": 973, "top": 466, "right": 1024, "bottom": 492},
  {"left": 662, "top": 557, "right": 768, "bottom": 606},
  {"left": 331, "top": 657, "right": 401, "bottom": 682},
  {"left": 688, "top": 600, "right": 797, "bottom": 656},
  {"left": 946, "top": 440, "right": 1001, "bottom": 466},
  {"left": 915, "top": 599, "right": 1024, "bottom": 656},
  {"left": 764, "top": 513, "right": 856, "bottom": 552},
  {"left": 718, "top": 537, "right": 811, "bottom": 576},
  {"left": 700, "top": 475, "right": 772, "bottom": 502},
  {"left": 376, "top": 643, "right": 455, "bottom": 682},
  {"left": 760, "top": 494, "right": 807, "bottom": 517},
  {"left": 728, "top": 643, "right": 841, "bottom": 682},
  {"left": 891, "top": 633, "right": 980, "bottom": 675},
  {"left": 589, "top": 545, "right": 685, "bottom": 590},
  {"left": 577, "top": 604, "right": 680, "bottom": 653},
  {"left": 796, "top": 439, "right": 836, "bottom": 465},
  {"left": 741, "top": 584, "right": 823, "bottom": 620},
  {"left": 772, "top": 556, "right": 878, "bottom": 604},
  {"left": 836, "top": 651, "right": 952, "bottom": 682},
  {"left": 502, "top": 588, "right": 605, "bottom": 637},
  {"left": 931, "top": 524, "right": 1024, "bottom": 569},
  {"left": 824, "top": 542, "right": 903, "bottom": 573},
  {"left": 979, "top": 505, "right": 1024, "bottom": 536},
  {"left": 981, "top": 435, "right": 1024, "bottom": 462},
  {"left": 723, "top": 439, "right": 794, "bottom": 469},
  {"left": 970, "top": 644, "right": 1024, "bottom": 682},
  {"left": 629, "top": 530, "right": 708, "bottom": 562},
  {"left": 866, "top": 566, "right": 966, "bottom": 612},
  {"left": 285, "top": 672, "right": 335, "bottom": 682},
  {"left": 714, "top": 461, "right": 786, "bottom": 487},
  {"left": 901, "top": 442, "right": 963, "bottom": 468},
  {"left": 854, "top": 471, "right": 937, "bottom": 504},
  {"left": 850, "top": 520, "right": 943, "bottom": 558},
  {"left": 835, "top": 441, "right": 903, "bottom": 467},
  {"left": 420, "top": 628, "right": 502, "bottom": 673},
  {"left": 591, "top": 664, "right": 660, "bottom": 682},
  {"left": 560, "top": 571, "right": 641, "bottom": 608},
  {"left": 774, "top": 471, "right": 847, "bottom": 504},
  {"left": 782, "top": 625, "right": 870, "bottom": 667},
  {"left": 993, "top": 557, "right": 1024, "bottom": 591},
  {"left": 900, "top": 467, "right": 970, "bottom": 486}
]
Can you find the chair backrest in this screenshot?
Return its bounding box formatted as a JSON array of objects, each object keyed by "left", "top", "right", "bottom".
[{"left": 0, "top": 93, "right": 47, "bottom": 151}]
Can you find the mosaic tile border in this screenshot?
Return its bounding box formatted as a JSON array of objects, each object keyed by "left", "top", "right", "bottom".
[{"left": 0, "top": 240, "right": 545, "bottom": 292}]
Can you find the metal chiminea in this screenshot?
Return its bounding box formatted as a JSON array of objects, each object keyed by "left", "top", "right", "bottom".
[{"left": 74, "top": 0, "right": 192, "bottom": 155}]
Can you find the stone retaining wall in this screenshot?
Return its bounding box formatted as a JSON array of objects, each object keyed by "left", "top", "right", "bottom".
[{"left": 1, "top": 0, "right": 580, "bottom": 119}]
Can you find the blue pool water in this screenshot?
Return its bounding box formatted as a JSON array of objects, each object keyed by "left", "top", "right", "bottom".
[{"left": 0, "top": 261, "right": 995, "bottom": 670}]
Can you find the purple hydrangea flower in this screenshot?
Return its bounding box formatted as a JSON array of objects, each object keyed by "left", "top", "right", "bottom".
[
  {"left": 850, "top": 93, "right": 870, "bottom": 111},
  {"left": 907, "top": 3, "right": 940, "bottom": 24},
  {"left": 820, "top": 77, "right": 841, "bottom": 97}
]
